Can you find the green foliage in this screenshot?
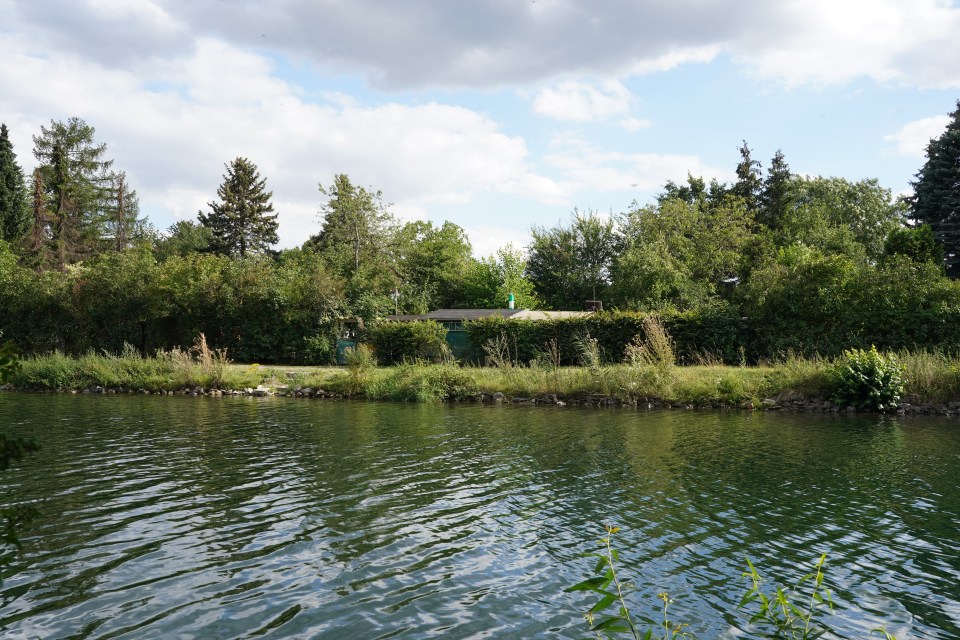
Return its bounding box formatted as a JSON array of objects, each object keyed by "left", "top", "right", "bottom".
[
  {"left": 0, "top": 341, "right": 21, "bottom": 383},
  {"left": 740, "top": 554, "right": 834, "bottom": 640},
  {"left": 566, "top": 526, "right": 650, "bottom": 640},
  {"left": 732, "top": 140, "right": 762, "bottom": 212},
  {"left": 830, "top": 346, "right": 904, "bottom": 411},
  {"left": 910, "top": 99, "right": 960, "bottom": 276},
  {"left": 31, "top": 117, "right": 117, "bottom": 269},
  {"left": 464, "top": 307, "right": 743, "bottom": 367},
  {"left": 884, "top": 224, "right": 943, "bottom": 265},
  {"left": 364, "top": 321, "right": 451, "bottom": 365},
  {"left": 759, "top": 149, "right": 792, "bottom": 230},
  {"left": 310, "top": 174, "right": 396, "bottom": 280},
  {"left": 393, "top": 220, "right": 472, "bottom": 312},
  {"left": 528, "top": 210, "right": 620, "bottom": 310},
  {"left": 0, "top": 123, "right": 28, "bottom": 244},
  {"left": 738, "top": 247, "right": 860, "bottom": 357},
  {"left": 198, "top": 157, "right": 278, "bottom": 257},
  {"left": 0, "top": 243, "right": 346, "bottom": 363},
  {"left": 154, "top": 220, "right": 213, "bottom": 260},
  {"left": 343, "top": 343, "right": 377, "bottom": 395},
  {"left": 460, "top": 243, "right": 541, "bottom": 310},
  {"left": 569, "top": 530, "right": 896, "bottom": 640},
  {"left": 612, "top": 193, "right": 753, "bottom": 310}
]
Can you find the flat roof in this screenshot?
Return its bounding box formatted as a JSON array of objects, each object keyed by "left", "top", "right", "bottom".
[{"left": 384, "top": 309, "right": 592, "bottom": 322}]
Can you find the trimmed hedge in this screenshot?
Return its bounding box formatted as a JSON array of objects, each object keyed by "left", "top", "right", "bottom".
[
  {"left": 364, "top": 321, "right": 451, "bottom": 365},
  {"left": 462, "top": 303, "right": 746, "bottom": 366}
]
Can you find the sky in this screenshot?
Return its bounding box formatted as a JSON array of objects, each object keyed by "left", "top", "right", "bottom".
[{"left": 2, "top": 0, "right": 959, "bottom": 257}]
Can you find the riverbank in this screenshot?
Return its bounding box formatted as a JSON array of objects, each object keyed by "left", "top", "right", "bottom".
[{"left": 5, "top": 350, "right": 960, "bottom": 414}]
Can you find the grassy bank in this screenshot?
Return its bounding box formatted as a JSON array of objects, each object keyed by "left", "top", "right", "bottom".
[{"left": 6, "top": 348, "right": 960, "bottom": 410}]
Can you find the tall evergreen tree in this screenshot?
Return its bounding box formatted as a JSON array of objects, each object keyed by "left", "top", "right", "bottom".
[
  {"left": 32, "top": 117, "right": 114, "bottom": 268},
  {"left": 758, "top": 149, "right": 792, "bottom": 230},
  {"left": 911, "top": 100, "right": 960, "bottom": 276},
  {"left": 0, "top": 123, "right": 28, "bottom": 244},
  {"left": 198, "top": 157, "right": 278, "bottom": 257},
  {"left": 731, "top": 140, "right": 762, "bottom": 212}
]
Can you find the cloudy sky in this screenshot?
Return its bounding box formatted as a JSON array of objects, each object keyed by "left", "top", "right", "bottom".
[{"left": 2, "top": 0, "right": 958, "bottom": 256}]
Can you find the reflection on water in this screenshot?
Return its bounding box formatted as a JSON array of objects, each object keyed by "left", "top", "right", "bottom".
[{"left": 0, "top": 395, "right": 959, "bottom": 639}]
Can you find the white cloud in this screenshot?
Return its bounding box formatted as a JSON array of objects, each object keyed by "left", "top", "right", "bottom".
[
  {"left": 10, "top": 0, "right": 960, "bottom": 91},
  {"left": 532, "top": 80, "right": 633, "bottom": 121},
  {"left": 620, "top": 118, "right": 652, "bottom": 133},
  {"left": 544, "top": 137, "right": 731, "bottom": 194},
  {"left": 734, "top": 0, "right": 960, "bottom": 88},
  {"left": 461, "top": 224, "right": 533, "bottom": 259},
  {"left": 0, "top": 33, "right": 565, "bottom": 248},
  {"left": 884, "top": 115, "right": 951, "bottom": 157}
]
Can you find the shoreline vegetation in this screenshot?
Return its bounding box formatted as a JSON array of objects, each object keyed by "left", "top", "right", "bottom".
[{"left": 5, "top": 348, "right": 960, "bottom": 416}]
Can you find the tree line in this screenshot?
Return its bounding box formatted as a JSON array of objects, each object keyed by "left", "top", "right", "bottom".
[{"left": 1, "top": 102, "right": 959, "bottom": 363}]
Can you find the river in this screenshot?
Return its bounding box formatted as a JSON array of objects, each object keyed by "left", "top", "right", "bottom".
[{"left": 1, "top": 394, "right": 958, "bottom": 638}]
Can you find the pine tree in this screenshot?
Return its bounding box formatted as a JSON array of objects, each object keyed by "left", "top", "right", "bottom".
[
  {"left": 731, "top": 140, "right": 762, "bottom": 213},
  {"left": 758, "top": 149, "right": 792, "bottom": 230},
  {"left": 0, "top": 123, "right": 28, "bottom": 244},
  {"left": 911, "top": 100, "right": 960, "bottom": 276},
  {"left": 32, "top": 117, "right": 114, "bottom": 268},
  {"left": 198, "top": 157, "right": 278, "bottom": 257}
]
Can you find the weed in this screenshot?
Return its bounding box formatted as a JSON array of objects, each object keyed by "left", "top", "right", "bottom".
[{"left": 831, "top": 346, "right": 904, "bottom": 411}]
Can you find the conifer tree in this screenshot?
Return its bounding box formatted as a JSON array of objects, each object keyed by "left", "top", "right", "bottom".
[
  {"left": 0, "top": 123, "right": 28, "bottom": 244},
  {"left": 731, "top": 140, "right": 762, "bottom": 213},
  {"left": 911, "top": 100, "right": 960, "bottom": 276},
  {"left": 198, "top": 157, "right": 278, "bottom": 257},
  {"left": 758, "top": 149, "right": 792, "bottom": 230},
  {"left": 32, "top": 117, "right": 114, "bottom": 268}
]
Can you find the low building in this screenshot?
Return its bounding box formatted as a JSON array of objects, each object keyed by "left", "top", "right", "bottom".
[{"left": 383, "top": 308, "right": 592, "bottom": 361}]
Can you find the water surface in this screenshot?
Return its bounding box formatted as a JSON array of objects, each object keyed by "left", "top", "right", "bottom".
[{"left": 1, "top": 394, "right": 959, "bottom": 638}]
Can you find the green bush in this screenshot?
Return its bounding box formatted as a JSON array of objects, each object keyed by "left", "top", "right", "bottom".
[
  {"left": 830, "top": 346, "right": 904, "bottom": 411},
  {"left": 364, "top": 321, "right": 451, "bottom": 365}
]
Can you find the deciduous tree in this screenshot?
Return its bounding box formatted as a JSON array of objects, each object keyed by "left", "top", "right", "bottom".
[
  {"left": 527, "top": 210, "right": 620, "bottom": 310},
  {"left": 309, "top": 173, "right": 395, "bottom": 278}
]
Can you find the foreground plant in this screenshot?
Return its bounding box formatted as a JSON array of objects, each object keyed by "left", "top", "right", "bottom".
[
  {"left": 740, "top": 554, "right": 832, "bottom": 639},
  {"left": 830, "top": 346, "right": 904, "bottom": 411},
  {"left": 566, "top": 526, "right": 692, "bottom": 639},
  {"left": 568, "top": 528, "right": 897, "bottom": 640}
]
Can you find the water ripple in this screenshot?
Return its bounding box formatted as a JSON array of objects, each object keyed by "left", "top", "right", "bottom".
[{"left": 1, "top": 397, "right": 959, "bottom": 638}]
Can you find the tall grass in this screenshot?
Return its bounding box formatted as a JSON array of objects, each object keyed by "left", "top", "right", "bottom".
[{"left": 12, "top": 349, "right": 960, "bottom": 407}]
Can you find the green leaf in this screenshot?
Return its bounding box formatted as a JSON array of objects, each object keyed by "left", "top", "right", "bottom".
[
  {"left": 594, "top": 556, "right": 609, "bottom": 573},
  {"left": 566, "top": 577, "right": 609, "bottom": 592},
  {"left": 738, "top": 592, "right": 757, "bottom": 608},
  {"left": 589, "top": 594, "right": 618, "bottom": 614},
  {"left": 593, "top": 617, "right": 631, "bottom": 632}
]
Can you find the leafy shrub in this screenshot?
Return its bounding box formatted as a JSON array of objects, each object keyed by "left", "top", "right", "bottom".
[
  {"left": 303, "top": 333, "right": 336, "bottom": 365},
  {"left": 365, "top": 321, "right": 451, "bottom": 365},
  {"left": 830, "top": 346, "right": 904, "bottom": 411}
]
